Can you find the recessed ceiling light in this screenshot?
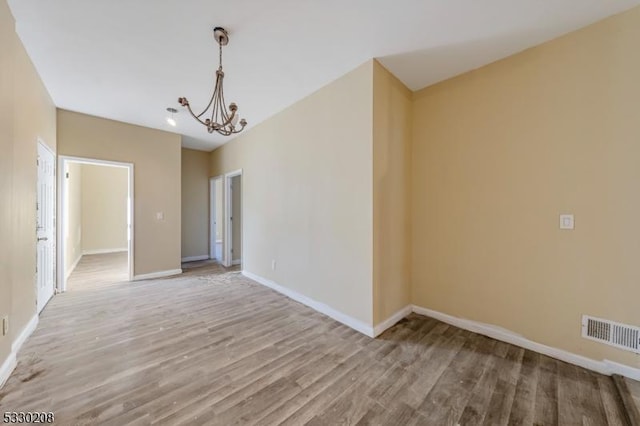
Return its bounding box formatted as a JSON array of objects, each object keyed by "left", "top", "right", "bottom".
[{"left": 166, "top": 107, "right": 178, "bottom": 126}]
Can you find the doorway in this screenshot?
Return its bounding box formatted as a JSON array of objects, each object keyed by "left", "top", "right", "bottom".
[
  {"left": 209, "top": 176, "right": 224, "bottom": 263},
  {"left": 225, "top": 170, "right": 242, "bottom": 267},
  {"left": 57, "top": 156, "right": 134, "bottom": 291},
  {"left": 36, "top": 141, "right": 56, "bottom": 313}
]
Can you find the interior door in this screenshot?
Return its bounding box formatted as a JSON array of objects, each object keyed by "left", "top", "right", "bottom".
[
  {"left": 36, "top": 142, "right": 55, "bottom": 313},
  {"left": 210, "top": 178, "right": 224, "bottom": 262},
  {"left": 231, "top": 175, "right": 242, "bottom": 264}
]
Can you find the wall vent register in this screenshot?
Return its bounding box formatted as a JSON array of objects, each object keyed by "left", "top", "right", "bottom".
[{"left": 582, "top": 315, "right": 640, "bottom": 354}]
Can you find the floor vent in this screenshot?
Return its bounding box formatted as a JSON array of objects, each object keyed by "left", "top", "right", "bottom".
[{"left": 582, "top": 315, "right": 640, "bottom": 354}]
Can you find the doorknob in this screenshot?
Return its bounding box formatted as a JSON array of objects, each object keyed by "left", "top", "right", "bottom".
[{"left": 37, "top": 237, "right": 48, "bottom": 242}]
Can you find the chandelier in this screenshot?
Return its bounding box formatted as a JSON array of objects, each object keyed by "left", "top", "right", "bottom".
[{"left": 178, "top": 27, "right": 247, "bottom": 136}]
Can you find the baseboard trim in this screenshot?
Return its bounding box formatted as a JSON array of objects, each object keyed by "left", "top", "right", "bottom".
[
  {"left": 12, "top": 315, "right": 39, "bottom": 355},
  {"left": 83, "top": 248, "right": 127, "bottom": 255},
  {"left": 133, "top": 269, "right": 182, "bottom": 281},
  {"left": 65, "top": 254, "right": 83, "bottom": 280},
  {"left": 181, "top": 255, "right": 209, "bottom": 263},
  {"left": 242, "top": 270, "right": 374, "bottom": 337},
  {"left": 604, "top": 360, "right": 640, "bottom": 381},
  {"left": 1, "top": 314, "right": 39, "bottom": 389},
  {"left": 412, "top": 304, "right": 640, "bottom": 381},
  {"left": 0, "top": 353, "right": 16, "bottom": 389},
  {"left": 373, "top": 305, "right": 413, "bottom": 337}
]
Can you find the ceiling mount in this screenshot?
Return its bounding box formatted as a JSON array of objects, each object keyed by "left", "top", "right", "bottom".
[
  {"left": 166, "top": 107, "right": 178, "bottom": 114},
  {"left": 213, "top": 27, "right": 229, "bottom": 46}
]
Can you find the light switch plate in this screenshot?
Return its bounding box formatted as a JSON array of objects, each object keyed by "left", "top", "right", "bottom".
[{"left": 560, "top": 214, "right": 574, "bottom": 230}]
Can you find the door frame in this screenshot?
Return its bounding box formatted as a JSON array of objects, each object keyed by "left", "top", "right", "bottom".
[
  {"left": 36, "top": 139, "right": 56, "bottom": 313},
  {"left": 224, "top": 169, "right": 242, "bottom": 268},
  {"left": 57, "top": 156, "right": 135, "bottom": 292},
  {"left": 209, "top": 175, "right": 223, "bottom": 262}
]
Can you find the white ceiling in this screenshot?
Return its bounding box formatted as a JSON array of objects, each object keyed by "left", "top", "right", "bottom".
[{"left": 8, "top": 0, "right": 640, "bottom": 151}]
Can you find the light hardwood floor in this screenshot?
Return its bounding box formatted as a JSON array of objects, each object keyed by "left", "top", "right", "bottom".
[
  {"left": 623, "top": 376, "right": 640, "bottom": 424},
  {"left": 0, "top": 255, "right": 634, "bottom": 425},
  {"left": 67, "top": 251, "right": 128, "bottom": 291}
]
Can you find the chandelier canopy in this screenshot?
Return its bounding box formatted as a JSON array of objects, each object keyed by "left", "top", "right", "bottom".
[{"left": 178, "top": 27, "right": 247, "bottom": 136}]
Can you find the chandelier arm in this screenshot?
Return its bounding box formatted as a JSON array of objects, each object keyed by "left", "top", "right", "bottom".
[
  {"left": 219, "top": 96, "right": 231, "bottom": 127},
  {"left": 231, "top": 122, "right": 246, "bottom": 134},
  {"left": 183, "top": 102, "right": 212, "bottom": 127},
  {"left": 218, "top": 77, "right": 229, "bottom": 126},
  {"left": 211, "top": 69, "right": 224, "bottom": 130},
  {"left": 212, "top": 80, "right": 223, "bottom": 128},
  {"left": 197, "top": 72, "right": 222, "bottom": 119},
  {"left": 217, "top": 82, "right": 236, "bottom": 128}
]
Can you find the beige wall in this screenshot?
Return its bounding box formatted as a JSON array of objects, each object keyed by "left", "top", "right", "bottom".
[
  {"left": 412, "top": 7, "right": 640, "bottom": 367},
  {"left": 57, "top": 110, "right": 181, "bottom": 277},
  {"left": 0, "top": 0, "right": 15, "bottom": 365},
  {"left": 210, "top": 61, "right": 374, "bottom": 325},
  {"left": 1, "top": 0, "right": 56, "bottom": 373},
  {"left": 372, "top": 60, "right": 413, "bottom": 325},
  {"left": 64, "top": 162, "right": 82, "bottom": 274},
  {"left": 81, "top": 164, "right": 128, "bottom": 253},
  {"left": 181, "top": 148, "right": 210, "bottom": 260}
]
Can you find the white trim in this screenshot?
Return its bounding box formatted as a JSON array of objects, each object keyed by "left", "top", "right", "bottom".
[
  {"left": 232, "top": 259, "right": 242, "bottom": 266},
  {"left": 181, "top": 255, "right": 210, "bottom": 262},
  {"left": 1, "top": 314, "right": 38, "bottom": 389},
  {"left": 58, "top": 156, "right": 134, "bottom": 292},
  {"left": 0, "top": 353, "right": 16, "bottom": 389},
  {"left": 37, "top": 140, "right": 56, "bottom": 314},
  {"left": 133, "top": 269, "right": 182, "bottom": 281},
  {"left": 65, "top": 253, "right": 83, "bottom": 280},
  {"left": 411, "top": 304, "right": 640, "bottom": 381},
  {"left": 373, "top": 305, "right": 413, "bottom": 337},
  {"left": 224, "top": 169, "right": 242, "bottom": 268},
  {"left": 604, "top": 360, "right": 640, "bottom": 381},
  {"left": 242, "top": 270, "right": 374, "bottom": 337},
  {"left": 82, "top": 248, "right": 128, "bottom": 255},
  {"left": 209, "top": 175, "right": 223, "bottom": 262},
  {"left": 12, "top": 315, "right": 39, "bottom": 355}
]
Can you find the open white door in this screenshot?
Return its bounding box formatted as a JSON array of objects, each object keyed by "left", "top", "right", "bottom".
[
  {"left": 224, "top": 170, "right": 242, "bottom": 267},
  {"left": 209, "top": 176, "right": 224, "bottom": 262},
  {"left": 36, "top": 141, "right": 56, "bottom": 313}
]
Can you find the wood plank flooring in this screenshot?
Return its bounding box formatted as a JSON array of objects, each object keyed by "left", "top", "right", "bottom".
[
  {"left": 621, "top": 376, "right": 640, "bottom": 425},
  {"left": 0, "top": 255, "right": 633, "bottom": 425},
  {"left": 629, "top": 377, "right": 640, "bottom": 411},
  {"left": 67, "top": 252, "right": 128, "bottom": 291}
]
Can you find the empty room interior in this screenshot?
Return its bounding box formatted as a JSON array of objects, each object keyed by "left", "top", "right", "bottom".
[{"left": 1, "top": 0, "right": 640, "bottom": 424}]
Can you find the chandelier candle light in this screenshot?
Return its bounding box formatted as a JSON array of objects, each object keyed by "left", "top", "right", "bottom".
[{"left": 178, "top": 27, "right": 247, "bottom": 136}]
